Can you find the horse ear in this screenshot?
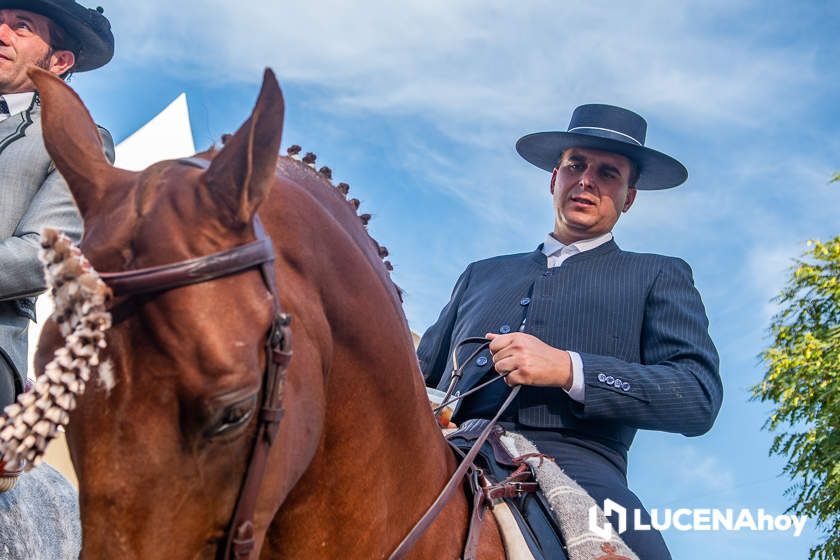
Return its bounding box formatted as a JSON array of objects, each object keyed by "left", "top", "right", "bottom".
[
  {"left": 27, "top": 66, "right": 120, "bottom": 219},
  {"left": 203, "top": 68, "right": 284, "bottom": 226}
]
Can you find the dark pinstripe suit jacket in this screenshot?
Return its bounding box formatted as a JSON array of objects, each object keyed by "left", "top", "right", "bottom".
[{"left": 418, "top": 240, "right": 722, "bottom": 454}]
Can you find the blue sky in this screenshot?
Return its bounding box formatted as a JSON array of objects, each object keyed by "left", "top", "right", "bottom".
[{"left": 66, "top": 1, "right": 839, "bottom": 557}]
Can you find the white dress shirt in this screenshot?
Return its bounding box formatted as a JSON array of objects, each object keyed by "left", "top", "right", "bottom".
[
  {"left": 540, "top": 231, "right": 614, "bottom": 403},
  {"left": 0, "top": 92, "right": 36, "bottom": 121}
]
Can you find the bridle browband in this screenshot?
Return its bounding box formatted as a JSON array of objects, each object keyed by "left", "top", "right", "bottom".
[{"left": 97, "top": 157, "right": 293, "bottom": 560}]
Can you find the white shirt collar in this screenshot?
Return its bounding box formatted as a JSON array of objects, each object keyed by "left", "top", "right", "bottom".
[
  {"left": 541, "top": 231, "right": 613, "bottom": 258},
  {"left": 1, "top": 92, "right": 36, "bottom": 116}
]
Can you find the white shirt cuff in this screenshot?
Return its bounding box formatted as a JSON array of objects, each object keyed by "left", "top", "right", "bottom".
[{"left": 564, "top": 351, "right": 585, "bottom": 403}]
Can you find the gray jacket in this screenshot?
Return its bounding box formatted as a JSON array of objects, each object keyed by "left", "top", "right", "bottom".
[{"left": 0, "top": 93, "right": 114, "bottom": 389}]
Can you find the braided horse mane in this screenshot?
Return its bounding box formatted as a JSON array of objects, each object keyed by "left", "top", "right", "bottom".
[{"left": 212, "top": 138, "right": 402, "bottom": 302}]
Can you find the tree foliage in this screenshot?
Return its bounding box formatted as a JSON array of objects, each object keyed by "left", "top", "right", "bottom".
[{"left": 754, "top": 231, "right": 840, "bottom": 560}]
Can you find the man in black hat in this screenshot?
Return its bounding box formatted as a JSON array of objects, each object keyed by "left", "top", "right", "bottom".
[
  {"left": 0, "top": 1, "right": 114, "bottom": 411},
  {"left": 419, "top": 105, "right": 722, "bottom": 559}
]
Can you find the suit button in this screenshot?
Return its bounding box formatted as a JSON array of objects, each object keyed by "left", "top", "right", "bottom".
[
  {"left": 476, "top": 356, "right": 488, "bottom": 366},
  {"left": 597, "top": 373, "right": 607, "bottom": 383},
  {"left": 605, "top": 376, "right": 615, "bottom": 385},
  {"left": 542, "top": 270, "right": 552, "bottom": 277},
  {"left": 520, "top": 297, "right": 531, "bottom": 306},
  {"left": 499, "top": 324, "right": 511, "bottom": 334},
  {"left": 613, "top": 378, "right": 623, "bottom": 388},
  {"left": 621, "top": 382, "right": 631, "bottom": 392}
]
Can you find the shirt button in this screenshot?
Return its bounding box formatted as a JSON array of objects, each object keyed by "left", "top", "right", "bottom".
[
  {"left": 476, "top": 356, "right": 488, "bottom": 366},
  {"left": 621, "top": 382, "right": 631, "bottom": 392},
  {"left": 597, "top": 373, "right": 607, "bottom": 383},
  {"left": 499, "top": 324, "right": 511, "bottom": 334},
  {"left": 520, "top": 297, "right": 531, "bottom": 306},
  {"left": 605, "top": 376, "right": 615, "bottom": 385}
]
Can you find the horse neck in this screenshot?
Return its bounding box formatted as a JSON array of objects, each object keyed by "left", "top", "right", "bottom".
[{"left": 262, "top": 168, "right": 474, "bottom": 556}]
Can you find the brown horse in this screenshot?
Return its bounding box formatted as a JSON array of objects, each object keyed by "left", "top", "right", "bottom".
[{"left": 30, "top": 67, "right": 504, "bottom": 559}]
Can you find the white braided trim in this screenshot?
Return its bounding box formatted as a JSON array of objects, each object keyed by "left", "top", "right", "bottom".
[{"left": 0, "top": 229, "right": 112, "bottom": 467}]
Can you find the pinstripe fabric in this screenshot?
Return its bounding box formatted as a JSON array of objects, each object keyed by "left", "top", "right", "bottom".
[{"left": 418, "top": 240, "right": 721, "bottom": 454}]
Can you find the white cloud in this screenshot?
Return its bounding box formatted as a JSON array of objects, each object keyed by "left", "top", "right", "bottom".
[
  {"left": 99, "top": 0, "right": 830, "bottom": 247},
  {"left": 106, "top": 0, "right": 819, "bottom": 138},
  {"left": 95, "top": 0, "right": 839, "bottom": 341}
]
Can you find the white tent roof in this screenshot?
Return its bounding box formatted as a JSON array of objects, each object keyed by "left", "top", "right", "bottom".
[
  {"left": 114, "top": 93, "right": 196, "bottom": 170},
  {"left": 28, "top": 94, "right": 196, "bottom": 378}
]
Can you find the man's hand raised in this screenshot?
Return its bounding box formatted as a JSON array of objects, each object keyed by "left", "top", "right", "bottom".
[{"left": 485, "top": 332, "right": 573, "bottom": 390}]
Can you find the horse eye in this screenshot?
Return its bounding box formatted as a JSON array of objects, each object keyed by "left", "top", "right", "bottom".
[{"left": 208, "top": 395, "right": 257, "bottom": 438}]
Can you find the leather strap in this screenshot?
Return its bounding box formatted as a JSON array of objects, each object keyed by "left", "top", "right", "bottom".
[
  {"left": 483, "top": 481, "right": 539, "bottom": 501},
  {"left": 437, "top": 338, "right": 490, "bottom": 419},
  {"left": 99, "top": 238, "right": 275, "bottom": 297},
  {"left": 463, "top": 469, "right": 487, "bottom": 560},
  {"left": 222, "top": 217, "right": 292, "bottom": 560},
  {"left": 388, "top": 386, "right": 521, "bottom": 559}
]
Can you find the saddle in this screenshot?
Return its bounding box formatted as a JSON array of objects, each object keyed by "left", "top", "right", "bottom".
[{"left": 446, "top": 419, "right": 569, "bottom": 560}]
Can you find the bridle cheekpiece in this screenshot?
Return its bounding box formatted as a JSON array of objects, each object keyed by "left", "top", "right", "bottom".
[{"left": 97, "top": 157, "right": 292, "bottom": 560}]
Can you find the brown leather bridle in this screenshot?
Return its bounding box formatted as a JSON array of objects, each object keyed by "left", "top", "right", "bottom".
[{"left": 97, "top": 157, "right": 292, "bottom": 560}]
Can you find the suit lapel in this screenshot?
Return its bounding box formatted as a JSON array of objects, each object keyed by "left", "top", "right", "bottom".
[{"left": 0, "top": 94, "right": 37, "bottom": 157}]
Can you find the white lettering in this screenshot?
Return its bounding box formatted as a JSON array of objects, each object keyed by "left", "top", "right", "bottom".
[
  {"left": 634, "top": 509, "right": 651, "bottom": 531},
  {"left": 650, "top": 508, "right": 671, "bottom": 531},
  {"left": 734, "top": 509, "right": 758, "bottom": 532},
  {"left": 693, "top": 509, "right": 712, "bottom": 531},
  {"left": 791, "top": 516, "right": 808, "bottom": 537},
  {"left": 775, "top": 515, "right": 792, "bottom": 531},
  {"left": 712, "top": 508, "right": 734, "bottom": 531},
  {"left": 588, "top": 506, "right": 613, "bottom": 540},
  {"left": 596, "top": 507, "right": 807, "bottom": 535},
  {"left": 757, "top": 509, "right": 775, "bottom": 531},
  {"left": 603, "top": 499, "right": 628, "bottom": 535},
  {"left": 673, "top": 508, "right": 693, "bottom": 531}
]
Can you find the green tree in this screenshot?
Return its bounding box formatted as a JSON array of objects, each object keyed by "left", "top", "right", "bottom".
[{"left": 753, "top": 176, "right": 840, "bottom": 560}]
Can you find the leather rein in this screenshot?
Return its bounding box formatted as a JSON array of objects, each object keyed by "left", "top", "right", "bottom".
[
  {"left": 97, "top": 157, "right": 293, "bottom": 560},
  {"left": 389, "top": 339, "right": 520, "bottom": 560}
]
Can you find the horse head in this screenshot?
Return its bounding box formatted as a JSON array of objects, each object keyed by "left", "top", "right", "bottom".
[
  {"left": 32, "top": 66, "right": 306, "bottom": 557},
  {"left": 30, "top": 66, "right": 498, "bottom": 559}
]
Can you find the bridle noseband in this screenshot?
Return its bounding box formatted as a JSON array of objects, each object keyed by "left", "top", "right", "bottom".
[{"left": 97, "top": 157, "right": 292, "bottom": 560}]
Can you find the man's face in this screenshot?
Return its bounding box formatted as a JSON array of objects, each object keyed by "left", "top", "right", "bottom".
[
  {"left": 550, "top": 147, "right": 637, "bottom": 244},
  {"left": 0, "top": 9, "right": 74, "bottom": 93}
]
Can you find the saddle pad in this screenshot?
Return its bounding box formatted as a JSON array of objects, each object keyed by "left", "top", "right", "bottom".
[{"left": 499, "top": 431, "right": 639, "bottom": 560}]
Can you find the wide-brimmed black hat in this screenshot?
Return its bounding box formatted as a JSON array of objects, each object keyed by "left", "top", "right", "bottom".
[
  {"left": 516, "top": 104, "right": 687, "bottom": 190},
  {"left": 0, "top": 0, "right": 113, "bottom": 72}
]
